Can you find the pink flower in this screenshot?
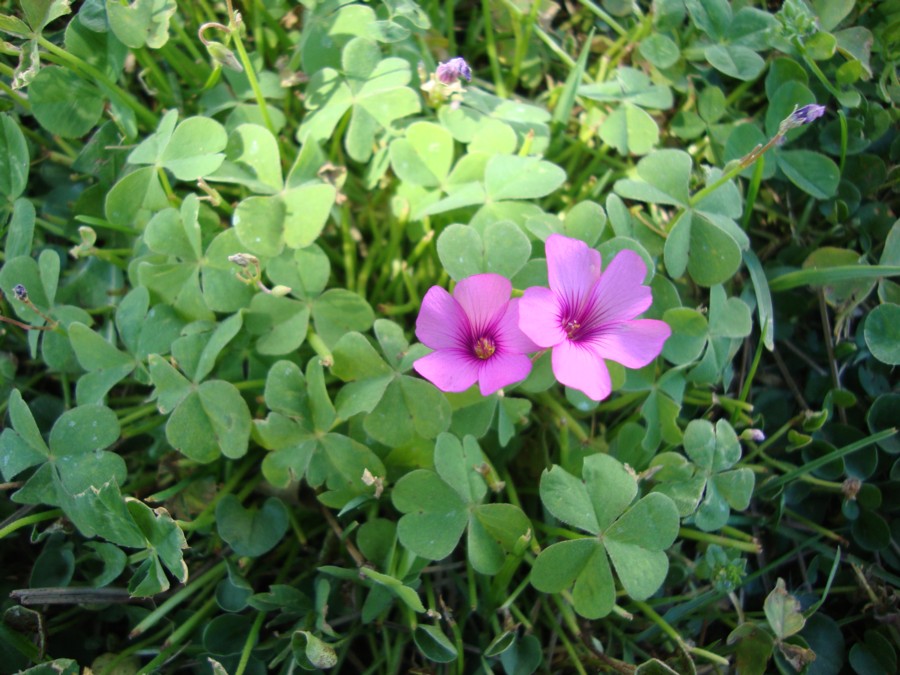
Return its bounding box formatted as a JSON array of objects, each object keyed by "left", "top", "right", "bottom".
[
  {"left": 414, "top": 274, "right": 537, "bottom": 396},
  {"left": 519, "top": 235, "right": 671, "bottom": 401}
]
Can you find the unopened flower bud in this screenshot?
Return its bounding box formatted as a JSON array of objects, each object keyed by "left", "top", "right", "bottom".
[
  {"left": 777, "top": 103, "right": 826, "bottom": 137},
  {"left": 740, "top": 429, "right": 766, "bottom": 443},
  {"left": 78, "top": 226, "right": 97, "bottom": 247},
  {"left": 228, "top": 253, "right": 254, "bottom": 267},
  {"left": 206, "top": 41, "right": 243, "bottom": 72},
  {"left": 270, "top": 285, "right": 292, "bottom": 297}
]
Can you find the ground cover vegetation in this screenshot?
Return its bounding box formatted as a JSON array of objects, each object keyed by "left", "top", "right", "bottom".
[{"left": 0, "top": 0, "right": 898, "bottom": 672}]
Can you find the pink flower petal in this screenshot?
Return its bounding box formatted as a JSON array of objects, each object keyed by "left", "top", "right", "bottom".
[
  {"left": 477, "top": 351, "right": 533, "bottom": 395},
  {"left": 590, "top": 249, "right": 652, "bottom": 323},
  {"left": 551, "top": 340, "right": 612, "bottom": 401},
  {"left": 413, "top": 350, "right": 479, "bottom": 393},
  {"left": 453, "top": 274, "right": 511, "bottom": 333},
  {"left": 416, "top": 286, "right": 469, "bottom": 350},
  {"left": 496, "top": 299, "right": 540, "bottom": 354},
  {"left": 590, "top": 319, "right": 672, "bottom": 368},
  {"left": 519, "top": 286, "right": 566, "bottom": 348},
  {"left": 546, "top": 234, "right": 602, "bottom": 301}
]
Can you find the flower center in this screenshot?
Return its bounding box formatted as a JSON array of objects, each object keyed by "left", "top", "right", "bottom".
[
  {"left": 473, "top": 336, "right": 496, "bottom": 360},
  {"left": 565, "top": 319, "right": 581, "bottom": 339}
]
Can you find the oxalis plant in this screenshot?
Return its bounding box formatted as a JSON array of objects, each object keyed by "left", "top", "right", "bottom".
[{"left": 0, "top": 0, "right": 898, "bottom": 673}]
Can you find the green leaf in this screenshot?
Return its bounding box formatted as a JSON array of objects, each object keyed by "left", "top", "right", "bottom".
[
  {"left": 436, "top": 221, "right": 531, "bottom": 281},
  {"left": 129, "top": 111, "right": 227, "bottom": 180},
  {"left": 363, "top": 377, "right": 450, "bottom": 447},
  {"left": 29, "top": 66, "right": 104, "bottom": 138},
  {"left": 776, "top": 150, "right": 840, "bottom": 199},
  {"left": 22, "top": 0, "right": 71, "bottom": 32},
  {"left": 264, "top": 360, "right": 308, "bottom": 418},
  {"left": 105, "top": 166, "right": 168, "bottom": 228},
  {"left": 0, "top": 114, "right": 29, "bottom": 200},
  {"left": 357, "top": 567, "right": 425, "bottom": 612},
  {"left": 531, "top": 539, "right": 614, "bottom": 619},
  {"left": 433, "top": 433, "right": 487, "bottom": 504},
  {"left": 166, "top": 380, "right": 251, "bottom": 462},
  {"left": 393, "top": 469, "right": 468, "bottom": 560},
  {"left": 0, "top": 390, "right": 49, "bottom": 482},
  {"left": 245, "top": 294, "right": 309, "bottom": 356},
  {"left": 484, "top": 155, "right": 566, "bottom": 201},
  {"left": 578, "top": 67, "right": 673, "bottom": 109},
  {"left": 68, "top": 322, "right": 136, "bottom": 405},
  {"left": 600, "top": 103, "right": 660, "bottom": 156},
  {"left": 764, "top": 578, "right": 806, "bottom": 640},
  {"left": 106, "top": 0, "right": 177, "bottom": 49},
  {"left": 282, "top": 183, "right": 337, "bottom": 249},
  {"left": 291, "top": 631, "right": 338, "bottom": 671},
  {"left": 639, "top": 34, "right": 680, "bottom": 69},
  {"left": 148, "top": 353, "right": 192, "bottom": 413},
  {"left": 605, "top": 493, "right": 679, "bottom": 600},
  {"left": 468, "top": 502, "right": 531, "bottom": 574},
  {"left": 705, "top": 44, "right": 766, "bottom": 81},
  {"left": 614, "top": 149, "right": 692, "bottom": 207},
  {"left": 708, "top": 285, "right": 752, "bottom": 339},
  {"left": 865, "top": 304, "right": 900, "bottom": 365},
  {"left": 662, "top": 308, "right": 708, "bottom": 365},
  {"left": 193, "top": 311, "right": 244, "bottom": 383},
  {"left": 389, "top": 121, "right": 454, "bottom": 188},
  {"left": 5, "top": 198, "right": 36, "bottom": 259},
  {"left": 312, "top": 289, "right": 374, "bottom": 348},
  {"left": 665, "top": 211, "right": 743, "bottom": 286},
  {"left": 539, "top": 465, "right": 600, "bottom": 534},
  {"left": 413, "top": 625, "right": 457, "bottom": 664},
  {"left": 215, "top": 123, "right": 283, "bottom": 193},
  {"left": 216, "top": 495, "right": 289, "bottom": 557},
  {"left": 126, "top": 499, "right": 187, "bottom": 583}
]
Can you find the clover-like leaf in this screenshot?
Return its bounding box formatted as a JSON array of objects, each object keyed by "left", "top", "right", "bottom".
[
  {"left": 106, "top": 0, "right": 177, "bottom": 50},
  {"left": 299, "top": 38, "right": 420, "bottom": 162},
  {"left": 436, "top": 221, "right": 531, "bottom": 281},
  {"left": 764, "top": 578, "right": 806, "bottom": 640},
  {"left": 330, "top": 328, "right": 449, "bottom": 446},
  {"left": 165, "top": 380, "right": 251, "bottom": 463},
  {"left": 68, "top": 322, "right": 138, "bottom": 405},
  {"left": 216, "top": 495, "right": 289, "bottom": 557},
  {"left": 531, "top": 454, "right": 679, "bottom": 618},
  {"left": 393, "top": 434, "right": 530, "bottom": 573},
  {"left": 128, "top": 110, "right": 227, "bottom": 181},
  {"left": 656, "top": 419, "right": 755, "bottom": 531}
]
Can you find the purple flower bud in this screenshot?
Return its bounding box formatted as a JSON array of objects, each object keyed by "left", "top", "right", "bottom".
[
  {"left": 436, "top": 57, "right": 472, "bottom": 85},
  {"left": 13, "top": 284, "right": 27, "bottom": 301},
  {"left": 777, "top": 103, "right": 826, "bottom": 137},
  {"left": 789, "top": 103, "right": 826, "bottom": 125}
]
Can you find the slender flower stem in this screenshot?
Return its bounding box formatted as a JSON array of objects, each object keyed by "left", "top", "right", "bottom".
[
  {"left": 481, "top": 0, "right": 506, "bottom": 97},
  {"left": 678, "top": 527, "right": 761, "bottom": 553},
  {"left": 225, "top": 2, "right": 276, "bottom": 136}
]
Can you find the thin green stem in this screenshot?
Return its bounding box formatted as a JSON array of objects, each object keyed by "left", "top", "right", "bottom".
[
  {"left": 235, "top": 611, "right": 266, "bottom": 675},
  {"left": 0, "top": 509, "right": 63, "bottom": 540},
  {"left": 227, "top": 11, "right": 275, "bottom": 136},
  {"left": 480, "top": 0, "right": 506, "bottom": 97},
  {"left": 678, "top": 527, "right": 761, "bottom": 553}
]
